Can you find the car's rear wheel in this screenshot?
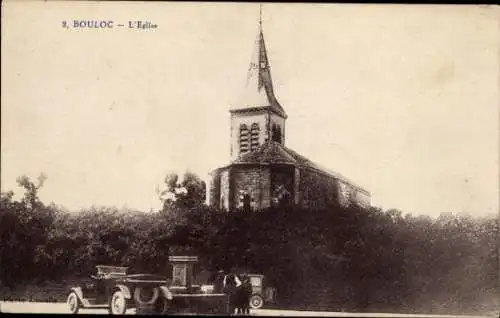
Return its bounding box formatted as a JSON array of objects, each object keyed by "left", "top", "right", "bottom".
[
  {"left": 249, "top": 294, "right": 264, "bottom": 309},
  {"left": 67, "top": 292, "right": 80, "bottom": 314},
  {"left": 109, "top": 290, "right": 127, "bottom": 315}
]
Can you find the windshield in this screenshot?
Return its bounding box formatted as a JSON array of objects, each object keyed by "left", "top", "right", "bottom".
[{"left": 250, "top": 276, "right": 262, "bottom": 287}]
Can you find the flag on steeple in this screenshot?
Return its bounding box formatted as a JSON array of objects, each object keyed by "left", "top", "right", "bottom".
[{"left": 233, "top": 5, "right": 287, "bottom": 119}]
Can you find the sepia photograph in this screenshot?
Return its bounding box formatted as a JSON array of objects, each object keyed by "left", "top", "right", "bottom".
[{"left": 1, "top": 1, "right": 499, "bottom": 316}]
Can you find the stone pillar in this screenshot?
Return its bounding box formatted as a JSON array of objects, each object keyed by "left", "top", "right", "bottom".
[
  {"left": 294, "top": 167, "right": 300, "bottom": 205},
  {"left": 207, "top": 173, "right": 217, "bottom": 207},
  {"left": 227, "top": 167, "right": 233, "bottom": 211},
  {"left": 169, "top": 256, "right": 199, "bottom": 290},
  {"left": 261, "top": 167, "right": 271, "bottom": 208}
]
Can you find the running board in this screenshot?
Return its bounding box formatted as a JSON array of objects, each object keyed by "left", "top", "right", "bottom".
[{"left": 82, "top": 304, "right": 109, "bottom": 308}]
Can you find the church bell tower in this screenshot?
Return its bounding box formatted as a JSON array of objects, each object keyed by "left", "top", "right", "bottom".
[{"left": 229, "top": 5, "right": 287, "bottom": 162}]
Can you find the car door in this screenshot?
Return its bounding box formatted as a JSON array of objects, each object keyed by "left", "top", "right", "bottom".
[
  {"left": 80, "top": 277, "right": 101, "bottom": 304},
  {"left": 94, "top": 277, "right": 113, "bottom": 304}
]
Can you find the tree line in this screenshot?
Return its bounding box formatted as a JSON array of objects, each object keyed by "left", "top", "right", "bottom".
[{"left": 0, "top": 172, "right": 498, "bottom": 315}]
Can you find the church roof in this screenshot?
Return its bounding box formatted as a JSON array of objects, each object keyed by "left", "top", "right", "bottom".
[
  {"left": 231, "top": 14, "right": 287, "bottom": 118},
  {"left": 231, "top": 141, "right": 369, "bottom": 194}
]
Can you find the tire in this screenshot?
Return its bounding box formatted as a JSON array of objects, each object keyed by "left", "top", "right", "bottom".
[
  {"left": 134, "top": 286, "right": 159, "bottom": 305},
  {"left": 67, "top": 292, "right": 80, "bottom": 314},
  {"left": 109, "top": 290, "right": 127, "bottom": 315},
  {"left": 249, "top": 294, "right": 264, "bottom": 309}
]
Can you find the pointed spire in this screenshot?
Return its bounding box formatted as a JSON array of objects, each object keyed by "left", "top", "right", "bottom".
[{"left": 232, "top": 5, "right": 287, "bottom": 118}]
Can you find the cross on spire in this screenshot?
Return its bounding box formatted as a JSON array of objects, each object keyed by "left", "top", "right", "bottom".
[{"left": 259, "top": 4, "right": 262, "bottom": 29}]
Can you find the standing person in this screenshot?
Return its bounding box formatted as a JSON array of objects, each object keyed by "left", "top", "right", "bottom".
[
  {"left": 223, "top": 272, "right": 242, "bottom": 314},
  {"left": 212, "top": 269, "right": 225, "bottom": 294},
  {"left": 242, "top": 193, "right": 251, "bottom": 213},
  {"left": 234, "top": 274, "right": 247, "bottom": 315},
  {"left": 240, "top": 275, "right": 253, "bottom": 315}
]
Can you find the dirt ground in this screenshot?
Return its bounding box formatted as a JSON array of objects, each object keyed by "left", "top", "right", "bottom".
[{"left": 0, "top": 301, "right": 496, "bottom": 317}]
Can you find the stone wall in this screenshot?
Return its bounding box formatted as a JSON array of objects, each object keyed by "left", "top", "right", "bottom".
[
  {"left": 298, "top": 169, "right": 339, "bottom": 209},
  {"left": 211, "top": 164, "right": 369, "bottom": 211},
  {"left": 337, "top": 180, "right": 371, "bottom": 208},
  {"left": 352, "top": 189, "right": 371, "bottom": 207},
  {"left": 337, "top": 181, "right": 351, "bottom": 208},
  {"left": 231, "top": 165, "right": 271, "bottom": 210}
]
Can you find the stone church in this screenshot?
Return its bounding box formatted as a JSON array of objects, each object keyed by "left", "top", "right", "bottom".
[{"left": 207, "top": 16, "right": 370, "bottom": 211}]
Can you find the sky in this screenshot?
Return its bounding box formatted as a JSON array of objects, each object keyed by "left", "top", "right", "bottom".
[{"left": 2, "top": 2, "right": 499, "bottom": 217}]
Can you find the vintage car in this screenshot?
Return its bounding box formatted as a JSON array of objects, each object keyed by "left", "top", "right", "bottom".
[
  {"left": 198, "top": 272, "right": 276, "bottom": 310},
  {"left": 67, "top": 265, "right": 173, "bottom": 314},
  {"left": 245, "top": 274, "right": 276, "bottom": 309},
  {"left": 67, "top": 259, "right": 231, "bottom": 315}
]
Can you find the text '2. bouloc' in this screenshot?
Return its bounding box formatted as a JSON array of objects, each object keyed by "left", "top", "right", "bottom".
[{"left": 61, "top": 20, "right": 158, "bottom": 30}]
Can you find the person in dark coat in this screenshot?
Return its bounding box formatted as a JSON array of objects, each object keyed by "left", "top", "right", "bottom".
[
  {"left": 212, "top": 269, "right": 225, "bottom": 294},
  {"left": 239, "top": 275, "right": 253, "bottom": 315},
  {"left": 223, "top": 272, "right": 241, "bottom": 314}
]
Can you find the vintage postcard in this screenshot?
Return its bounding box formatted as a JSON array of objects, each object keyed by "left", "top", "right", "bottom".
[{"left": 1, "top": 1, "right": 499, "bottom": 316}]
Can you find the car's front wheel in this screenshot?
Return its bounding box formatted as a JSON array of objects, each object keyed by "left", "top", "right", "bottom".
[
  {"left": 67, "top": 292, "right": 80, "bottom": 314},
  {"left": 109, "top": 290, "right": 127, "bottom": 315},
  {"left": 249, "top": 294, "right": 264, "bottom": 309}
]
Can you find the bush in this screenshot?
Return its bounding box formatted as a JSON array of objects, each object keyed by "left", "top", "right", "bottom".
[{"left": 1, "top": 174, "right": 497, "bottom": 315}]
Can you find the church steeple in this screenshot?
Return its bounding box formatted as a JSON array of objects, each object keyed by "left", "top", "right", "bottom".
[
  {"left": 230, "top": 5, "right": 287, "bottom": 161},
  {"left": 231, "top": 5, "right": 287, "bottom": 118}
]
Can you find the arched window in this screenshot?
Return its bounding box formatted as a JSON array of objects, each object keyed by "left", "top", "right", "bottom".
[
  {"left": 272, "top": 124, "right": 282, "bottom": 143},
  {"left": 239, "top": 124, "right": 249, "bottom": 154},
  {"left": 250, "top": 123, "right": 260, "bottom": 151}
]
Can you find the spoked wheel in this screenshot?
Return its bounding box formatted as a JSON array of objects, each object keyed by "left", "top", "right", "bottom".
[
  {"left": 67, "top": 292, "right": 80, "bottom": 314},
  {"left": 109, "top": 290, "right": 127, "bottom": 315},
  {"left": 249, "top": 294, "right": 264, "bottom": 309}
]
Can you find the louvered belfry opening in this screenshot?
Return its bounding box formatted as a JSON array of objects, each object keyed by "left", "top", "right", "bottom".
[
  {"left": 250, "top": 123, "right": 260, "bottom": 151},
  {"left": 272, "top": 124, "right": 282, "bottom": 144},
  {"left": 240, "top": 124, "right": 250, "bottom": 154}
]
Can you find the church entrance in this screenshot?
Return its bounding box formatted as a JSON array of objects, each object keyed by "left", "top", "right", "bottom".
[{"left": 270, "top": 165, "right": 295, "bottom": 207}]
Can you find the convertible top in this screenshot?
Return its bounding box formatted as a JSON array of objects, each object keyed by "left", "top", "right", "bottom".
[{"left": 96, "top": 265, "right": 128, "bottom": 277}]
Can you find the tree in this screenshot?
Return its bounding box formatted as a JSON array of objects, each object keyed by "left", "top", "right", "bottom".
[
  {"left": 16, "top": 173, "right": 47, "bottom": 210},
  {"left": 157, "top": 171, "right": 206, "bottom": 222},
  {"left": 0, "top": 173, "right": 56, "bottom": 285}
]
